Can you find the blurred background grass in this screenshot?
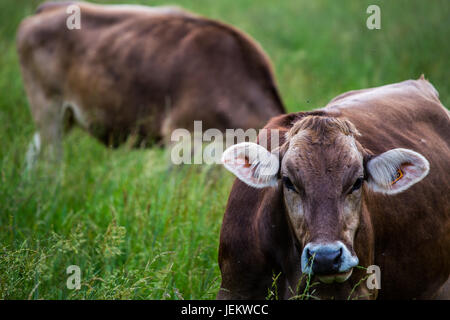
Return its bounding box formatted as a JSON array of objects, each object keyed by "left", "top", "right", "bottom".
[{"left": 0, "top": 0, "right": 448, "bottom": 299}]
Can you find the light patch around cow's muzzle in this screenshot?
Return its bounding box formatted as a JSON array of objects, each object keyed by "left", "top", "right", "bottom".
[{"left": 301, "top": 241, "right": 359, "bottom": 284}]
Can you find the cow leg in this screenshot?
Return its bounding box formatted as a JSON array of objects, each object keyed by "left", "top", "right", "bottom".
[
  {"left": 25, "top": 132, "right": 41, "bottom": 170},
  {"left": 27, "top": 107, "right": 64, "bottom": 170},
  {"left": 24, "top": 88, "right": 66, "bottom": 170}
]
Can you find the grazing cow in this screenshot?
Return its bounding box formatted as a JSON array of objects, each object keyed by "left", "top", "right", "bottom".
[
  {"left": 17, "top": 1, "right": 284, "bottom": 167},
  {"left": 219, "top": 76, "right": 450, "bottom": 299}
]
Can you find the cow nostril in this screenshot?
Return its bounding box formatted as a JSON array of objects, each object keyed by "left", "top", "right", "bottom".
[
  {"left": 306, "top": 248, "right": 312, "bottom": 259},
  {"left": 307, "top": 245, "right": 344, "bottom": 275},
  {"left": 334, "top": 248, "right": 343, "bottom": 265}
]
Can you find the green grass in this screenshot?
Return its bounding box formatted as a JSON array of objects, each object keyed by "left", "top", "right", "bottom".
[{"left": 0, "top": 0, "right": 448, "bottom": 299}]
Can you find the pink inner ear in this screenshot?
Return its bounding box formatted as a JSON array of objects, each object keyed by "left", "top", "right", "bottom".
[
  {"left": 223, "top": 154, "right": 259, "bottom": 185},
  {"left": 391, "top": 163, "right": 422, "bottom": 190}
]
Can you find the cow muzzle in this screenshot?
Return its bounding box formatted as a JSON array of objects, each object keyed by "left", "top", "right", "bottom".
[{"left": 301, "top": 241, "right": 359, "bottom": 284}]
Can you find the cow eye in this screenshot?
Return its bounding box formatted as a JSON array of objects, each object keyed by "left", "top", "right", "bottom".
[
  {"left": 350, "top": 177, "right": 363, "bottom": 193},
  {"left": 283, "top": 176, "right": 297, "bottom": 193}
]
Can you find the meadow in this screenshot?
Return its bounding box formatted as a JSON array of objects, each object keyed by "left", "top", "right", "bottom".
[{"left": 0, "top": 0, "right": 448, "bottom": 299}]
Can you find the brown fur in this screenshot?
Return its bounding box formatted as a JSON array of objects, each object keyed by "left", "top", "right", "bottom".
[
  {"left": 218, "top": 77, "right": 450, "bottom": 299},
  {"left": 17, "top": 1, "right": 284, "bottom": 155}
]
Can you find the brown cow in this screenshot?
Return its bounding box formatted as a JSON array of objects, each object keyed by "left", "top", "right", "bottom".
[
  {"left": 17, "top": 1, "right": 284, "bottom": 167},
  {"left": 219, "top": 76, "right": 450, "bottom": 299}
]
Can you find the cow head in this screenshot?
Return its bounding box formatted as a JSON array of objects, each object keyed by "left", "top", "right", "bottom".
[{"left": 222, "top": 116, "right": 429, "bottom": 285}]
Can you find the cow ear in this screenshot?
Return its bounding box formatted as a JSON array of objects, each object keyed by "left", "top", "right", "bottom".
[
  {"left": 221, "top": 142, "right": 280, "bottom": 188},
  {"left": 366, "top": 148, "right": 430, "bottom": 195}
]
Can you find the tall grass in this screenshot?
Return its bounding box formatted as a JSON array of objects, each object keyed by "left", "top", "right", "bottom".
[{"left": 0, "top": 0, "right": 448, "bottom": 299}]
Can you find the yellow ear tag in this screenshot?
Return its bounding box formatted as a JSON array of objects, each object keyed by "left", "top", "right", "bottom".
[{"left": 391, "top": 169, "right": 403, "bottom": 185}]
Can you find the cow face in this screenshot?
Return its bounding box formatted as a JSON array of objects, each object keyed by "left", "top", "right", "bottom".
[{"left": 222, "top": 116, "right": 430, "bottom": 284}]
